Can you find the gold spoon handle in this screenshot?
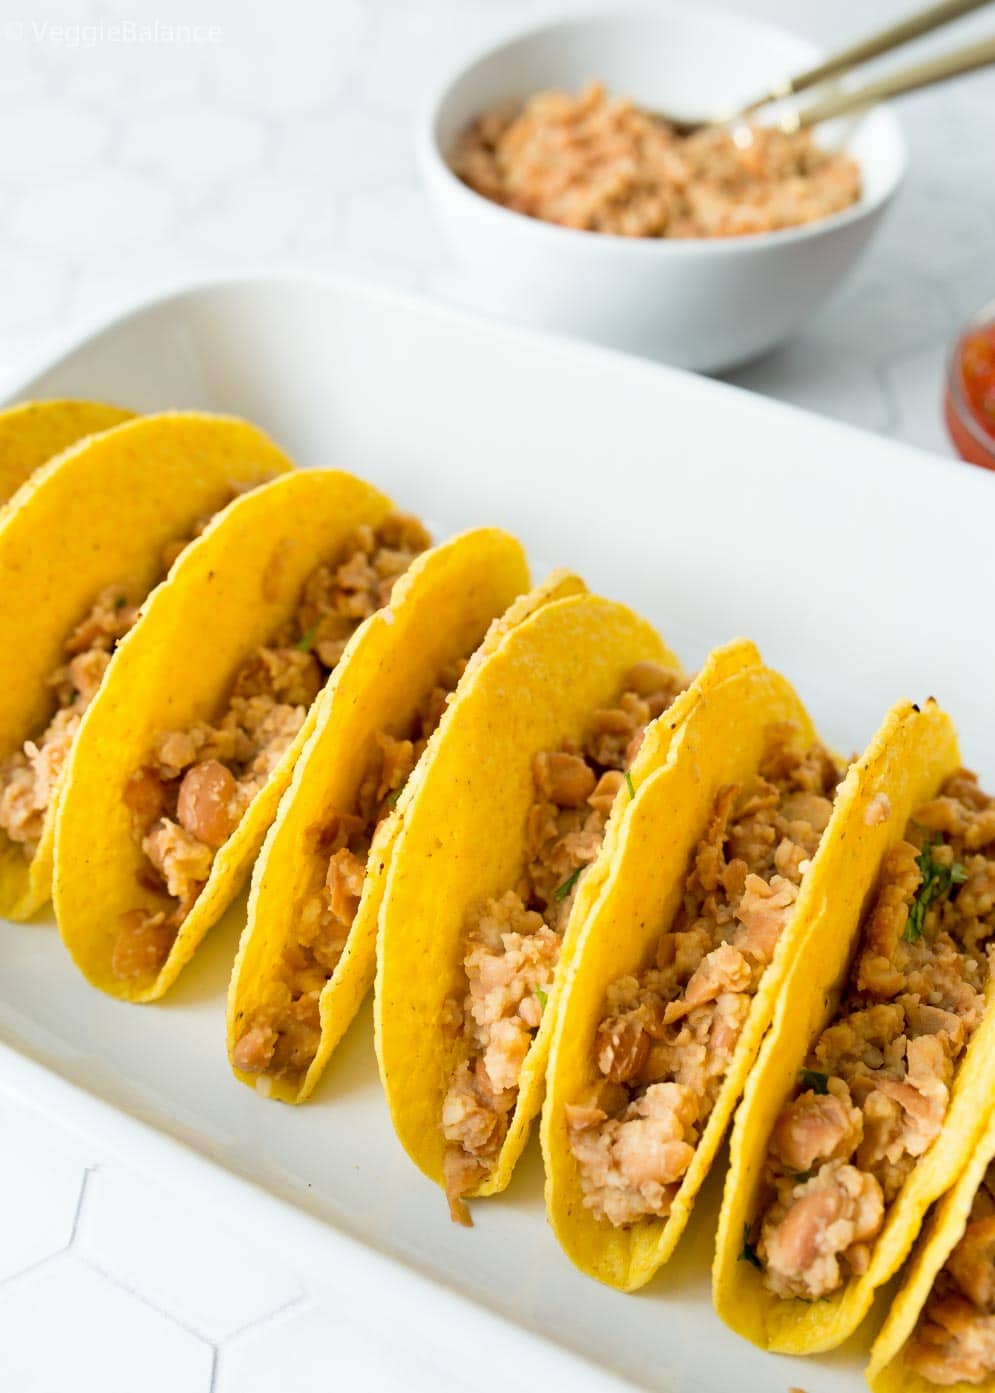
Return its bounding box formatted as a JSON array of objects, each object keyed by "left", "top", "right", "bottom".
[
  {"left": 775, "top": 31, "right": 995, "bottom": 130},
  {"left": 741, "top": 0, "right": 994, "bottom": 112}
]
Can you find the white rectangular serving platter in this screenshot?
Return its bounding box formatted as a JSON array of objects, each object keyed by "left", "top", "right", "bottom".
[{"left": 3, "top": 272, "right": 993, "bottom": 1393}]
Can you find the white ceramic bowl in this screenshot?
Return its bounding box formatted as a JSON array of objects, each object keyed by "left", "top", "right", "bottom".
[{"left": 419, "top": 1, "right": 907, "bottom": 371}]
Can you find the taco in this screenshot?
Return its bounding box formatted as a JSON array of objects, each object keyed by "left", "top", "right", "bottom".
[
  {"left": 0, "top": 398, "right": 133, "bottom": 508},
  {"left": 541, "top": 658, "right": 857, "bottom": 1290},
  {"left": 374, "top": 593, "right": 744, "bottom": 1224},
  {"left": 712, "top": 702, "right": 995, "bottom": 1355},
  {"left": 868, "top": 1100, "right": 995, "bottom": 1391},
  {"left": 54, "top": 468, "right": 435, "bottom": 1001},
  {"left": 227, "top": 536, "right": 579, "bottom": 1102},
  {"left": 0, "top": 412, "right": 293, "bottom": 920}
]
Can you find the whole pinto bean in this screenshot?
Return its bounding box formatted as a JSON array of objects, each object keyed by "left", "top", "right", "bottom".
[{"left": 176, "top": 759, "right": 238, "bottom": 848}]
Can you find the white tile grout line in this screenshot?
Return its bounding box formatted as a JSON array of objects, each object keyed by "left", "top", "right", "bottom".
[
  {"left": 67, "top": 1160, "right": 312, "bottom": 1369},
  {"left": 214, "top": 1291, "right": 312, "bottom": 1347},
  {"left": 69, "top": 1164, "right": 218, "bottom": 1371},
  {"left": 76, "top": 1249, "right": 218, "bottom": 1360},
  {"left": 0, "top": 1163, "right": 93, "bottom": 1294},
  {"left": 209, "top": 1294, "right": 315, "bottom": 1392},
  {"left": 0, "top": 1245, "right": 72, "bottom": 1294},
  {"left": 68, "top": 1163, "right": 94, "bottom": 1246}
]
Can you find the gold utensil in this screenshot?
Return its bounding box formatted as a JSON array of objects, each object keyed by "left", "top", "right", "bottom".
[{"left": 659, "top": 0, "right": 994, "bottom": 135}]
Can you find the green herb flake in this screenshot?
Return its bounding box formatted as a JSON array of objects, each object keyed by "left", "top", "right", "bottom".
[
  {"left": 554, "top": 867, "right": 582, "bottom": 903},
  {"left": 385, "top": 787, "right": 403, "bottom": 809},
  {"left": 738, "top": 1223, "right": 763, "bottom": 1271},
  {"left": 799, "top": 1068, "right": 829, "bottom": 1095},
  {"left": 113, "top": 594, "right": 128, "bottom": 610},
  {"left": 902, "top": 837, "right": 968, "bottom": 943},
  {"left": 793, "top": 1169, "right": 813, "bottom": 1184},
  {"left": 535, "top": 987, "right": 548, "bottom": 1012},
  {"left": 295, "top": 623, "right": 319, "bottom": 653},
  {"left": 625, "top": 770, "right": 636, "bottom": 801}
]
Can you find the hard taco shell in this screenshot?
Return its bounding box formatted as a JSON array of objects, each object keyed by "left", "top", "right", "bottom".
[
  {"left": 712, "top": 699, "right": 979, "bottom": 1354},
  {"left": 866, "top": 1099, "right": 995, "bottom": 1392},
  {"left": 374, "top": 592, "right": 713, "bottom": 1204},
  {"left": 0, "top": 398, "right": 132, "bottom": 509},
  {"left": 0, "top": 411, "right": 293, "bottom": 920},
  {"left": 227, "top": 533, "right": 579, "bottom": 1102},
  {"left": 54, "top": 468, "right": 396, "bottom": 999},
  {"left": 542, "top": 657, "right": 825, "bottom": 1291}
]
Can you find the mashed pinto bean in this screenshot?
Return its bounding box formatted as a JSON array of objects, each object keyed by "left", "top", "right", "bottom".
[
  {"left": 0, "top": 587, "right": 139, "bottom": 856},
  {"left": 906, "top": 1168, "right": 995, "bottom": 1386},
  {"left": 567, "top": 728, "right": 842, "bottom": 1227},
  {"left": 230, "top": 656, "right": 466, "bottom": 1085},
  {"left": 440, "top": 663, "right": 688, "bottom": 1223},
  {"left": 452, "top": 83, "right": 861, "bottom": 239},
  {"left": 0, "top": 504, "right": 229, "bottom": 859},
  {"left": 114, "top": 514, "right": 430, "bottom": 985},
  {"left": 755, "top": 771, "right": 995, "bottom": 1303}
]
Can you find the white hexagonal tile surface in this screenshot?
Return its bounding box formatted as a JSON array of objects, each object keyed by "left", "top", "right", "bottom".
[
  {"left": 0, "top": 1099, "right": 90, "bottom": 1282},
  {"left": 0, "top": 1255, "right": 213, "bottom": 1393},
  {"left": 75, "top": 1165, "right": 304, "bottom": 1342},
  {"left": 215, "top": 1300, "right": 448, "bottom": 1393}
]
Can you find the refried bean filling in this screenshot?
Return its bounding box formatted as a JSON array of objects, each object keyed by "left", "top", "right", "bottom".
[
  {"left": 0, "top": 511, "right": 221, "bottom": 862},
  {"left": 115, "top": 513, "right": 430, "bottom": 985},
  {"left": 440, "top": 662, "right": 688, "bottom": 1224},
  {"left": 230, "top": 653, "right": 467, "bottom": 1087},
  {"left": 906, "top": 1163, "right": 995, "bottom": 1387},
  {"left": 452, "top": 82, "right": 861, "bottom": 240},
  {"left": 567, "top": 726, "right": 843, "bottom": 1228},
  {"left": 750, "top": 770, "right": 995, "bottom": 1304}
]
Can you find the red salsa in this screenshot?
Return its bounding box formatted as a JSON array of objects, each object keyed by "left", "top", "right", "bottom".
[{"left": 946, "top": 321, "right": 995, "bottom": 470}]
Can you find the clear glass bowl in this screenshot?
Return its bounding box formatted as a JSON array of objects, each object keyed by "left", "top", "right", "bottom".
[{"left": 945, "top": 295, "right": 995, "bottom": 471}]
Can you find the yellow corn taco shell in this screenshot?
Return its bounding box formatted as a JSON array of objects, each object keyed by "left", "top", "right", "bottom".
[
  {"left": 867, "top": 1101, "right": 995, "bottom": 1393},
  {"left": 544, "top": 637, "right": 761, "bottom": 972},
  {"left": 54, "top": 468, "right": 396, "bottom": 1001},
  {"left": 374, "top": 593, "right": 717, "bottom": 1206},
  {"left": 713, "top": 699, "right": 972, "bottom": 1354},
  {"left": 541, "top": 657, "right": 825, "bottom": 1291},
  {"left": 0, "top": 412, "right": 293, "bottom": 921},
  {"left": 0, "top": 398, "right": 133, "bottom": 509},
  {"left": 227, "top": 538, "right": 583, "bottom": 1102}
]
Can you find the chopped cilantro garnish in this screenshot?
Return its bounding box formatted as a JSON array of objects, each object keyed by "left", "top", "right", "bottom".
[
  {"left": 738, "top": 1223, "right": 763, "bottom": 1271},
  {"left": 625, "top": 770, "right": 636, "bottom": 801},
  {"left": 793, "top": 1169, "right": 813, "bottom": 1184},
  {"left": 295, "top": 623, "right": 319, "bottom": 653},
  {"left": 799, "top": 1068, "right": 829, "bottom": 1095},
  {"left": 113, "top": 594, "right": 127, "bottom": 609},
  {"left": 385, "top": 787, "right": 403, "bottom": 809},
  {"left": 902, "top": 837, "right": 968, "bottom": 943},
  {"left": 535, "top": 987, "right": 548, "bottom": 1012},
  {"left": 554, "top": 867, "right": 582, "bottom": 902}
]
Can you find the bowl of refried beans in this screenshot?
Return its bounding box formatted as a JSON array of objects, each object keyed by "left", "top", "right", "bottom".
[{"left": 420, "top": 2, "right": 906, "bottom": 370}]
